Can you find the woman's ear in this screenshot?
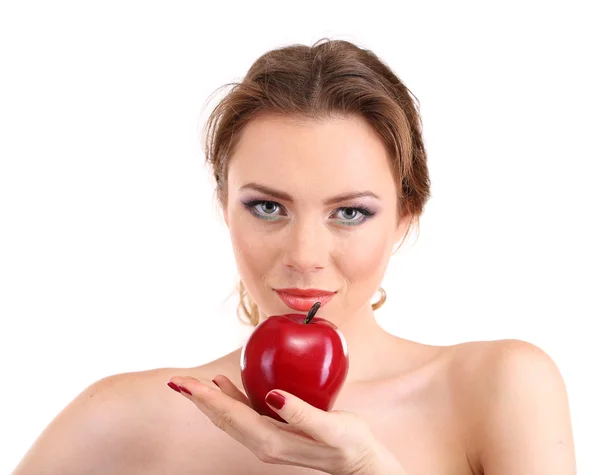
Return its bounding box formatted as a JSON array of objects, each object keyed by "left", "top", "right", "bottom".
[
  {"left": 219, "top": 199, "right": 229, "bottom": 228},
  {"left": 394, "top": 212, "right": 412, "bottom": 244},
  {"left": 222, "top": 205, "right": 229, "bottom": 227}
]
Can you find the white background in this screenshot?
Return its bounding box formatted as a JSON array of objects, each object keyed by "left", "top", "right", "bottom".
[{"left": 1, "top": 1, "right": 598, "bottom": 473}]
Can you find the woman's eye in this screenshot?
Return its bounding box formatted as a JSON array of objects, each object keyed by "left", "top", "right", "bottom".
[
  {"left": 243, "top": 200, "right": 283, "bottom": 221},
  {"left": 332, "top": 207, "right": 374, "bottom": 226},
  {"left": 257, "top": 201, "right": 279, "bottom": 215},
  {"left": 338, "top": 208, "right": 360, "bottom": 220},
  {"left": 242, "top": 200, "right": 374, "bottom": 226}
]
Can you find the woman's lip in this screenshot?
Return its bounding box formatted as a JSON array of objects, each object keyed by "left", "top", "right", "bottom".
[
  {"left": 275, "top": 288, "right": 336, "bottom": 297},
  {"left": 275, "top": 291, "right": 335, "bottom": 312}
]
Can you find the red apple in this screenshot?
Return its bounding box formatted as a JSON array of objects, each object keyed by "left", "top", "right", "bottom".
[{"left": 240, "top": 302, "right": 349, "bottom": 422}]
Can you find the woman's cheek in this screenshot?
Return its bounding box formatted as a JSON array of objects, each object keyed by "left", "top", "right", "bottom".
[
  {"left": 337, "top": 228, "right": 392, "bottom": 286},
  {"left": 229, "top": 221, "right": 275, "bottom": 283}
]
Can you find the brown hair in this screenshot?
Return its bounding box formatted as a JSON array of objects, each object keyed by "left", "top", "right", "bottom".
[{"left": 203, "top": 39, "right": 431, "bottom": 326}]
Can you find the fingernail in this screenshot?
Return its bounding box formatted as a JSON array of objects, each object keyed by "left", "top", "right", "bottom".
[
  {"left": 179, "top": 385, "right": 192, "bottom": 395},
  {"left": 212, "top": 378, "right": 220, "bottom": 388},
  {"left": 167, "top": 382, "right": 181, "bottom": 393},
  {"left": 265, "top": 391, "right": 286, "bottom": 410}
]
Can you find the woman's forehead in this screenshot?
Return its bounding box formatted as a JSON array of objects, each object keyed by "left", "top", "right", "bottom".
[{"left": 227, "top": 114, "right": 393, "bottom": 192}]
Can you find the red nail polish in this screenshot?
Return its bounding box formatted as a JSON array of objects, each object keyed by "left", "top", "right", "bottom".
[
  {"left": 167, "top": 382, "right": 181, "bottom": 393},
  {"left": 179, "top": 385, "right": 192, "bottom": 395},
  {"left": 265, "top": 391, "right": 285, "bottom": 410}
]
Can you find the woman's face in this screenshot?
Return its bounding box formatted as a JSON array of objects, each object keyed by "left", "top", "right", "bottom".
[{"left": 224, "top": 114, "right": 409, "bottom": 324}]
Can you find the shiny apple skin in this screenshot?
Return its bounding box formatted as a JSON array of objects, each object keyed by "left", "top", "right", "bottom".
[{"left": 240, "top": 314, "right": 349, "bottom": 422}]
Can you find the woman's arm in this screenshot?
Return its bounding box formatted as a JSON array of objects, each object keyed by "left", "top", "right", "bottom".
[{"left": 476, "top": 339, "right": 576, "bottom": 475}]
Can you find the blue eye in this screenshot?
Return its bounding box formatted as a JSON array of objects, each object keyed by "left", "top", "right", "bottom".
[
  {"left": 332, "top": 207, "right": 375, "bottom": 226},
  {"left": 244, "top": 200, "right": 282, "bottom": 221},
  {"left": 241, "top": 200, "right": 375, "bottom": 226}
]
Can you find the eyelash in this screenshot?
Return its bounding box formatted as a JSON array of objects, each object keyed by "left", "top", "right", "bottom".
[{"left": 241, "top": 199, "right": 376, "bottom": 226}]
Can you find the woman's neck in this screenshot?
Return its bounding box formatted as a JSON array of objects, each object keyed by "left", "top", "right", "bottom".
[{"left": 335, "top": 304, "right": 403, "bottom": 383}]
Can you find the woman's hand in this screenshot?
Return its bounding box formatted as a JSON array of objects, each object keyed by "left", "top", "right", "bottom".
[{"left": 167, "top": 375, "right": 406, "bottom": 475}]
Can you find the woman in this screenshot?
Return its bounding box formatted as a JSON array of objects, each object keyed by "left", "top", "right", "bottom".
[{"left": 13, "top": 39, "right": 576, "bottom": 475}]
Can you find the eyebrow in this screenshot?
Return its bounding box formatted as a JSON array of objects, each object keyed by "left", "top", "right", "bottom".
[{"left": 239, "top": 182, "right": 381, "bottom": 204}]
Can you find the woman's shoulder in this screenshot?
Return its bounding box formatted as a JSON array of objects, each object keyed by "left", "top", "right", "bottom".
[
  {"left": 439, "top": 338, "right": 567, "bottom": 405},
  {"left": 87, "top": 351, "right": 242, "bottom": 426},
  {"left": 448, "top": 338, "right": 564, "bottom": 384},
  {"left": 442, "top": 339, "right": 572, "bottom": 470},
  {"left": 91, "top": 348, "right": 242, "bottom": 397},
  {"left": 12, "top": 355, "right": 238, "bottom": 475}
]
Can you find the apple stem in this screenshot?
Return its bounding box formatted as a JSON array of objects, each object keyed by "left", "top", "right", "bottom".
[{"left": 304, "top": 302, "right": 321, "bottom": 324}]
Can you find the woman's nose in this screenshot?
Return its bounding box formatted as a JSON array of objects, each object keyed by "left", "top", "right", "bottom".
[{"left": 282, "top": 221, "right": 330, "bottom": 273}]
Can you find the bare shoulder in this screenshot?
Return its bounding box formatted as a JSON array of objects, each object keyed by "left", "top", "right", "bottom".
[
  {"left": 447, "top": 339, "right": 576, "bottom": 475},
  {"left": 12, "top": 354, "right": 239, "bottom": 475},
  {"left": 447, "top": 339, "right": 571, "bottom": 407},
  {"left": 447, "top": 338, "right": 565, "bottom": 382}
]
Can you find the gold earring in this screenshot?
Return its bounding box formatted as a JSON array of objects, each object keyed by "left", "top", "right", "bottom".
[{"left": 372, "top": 287, "right": 386, "bottom": 310}]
